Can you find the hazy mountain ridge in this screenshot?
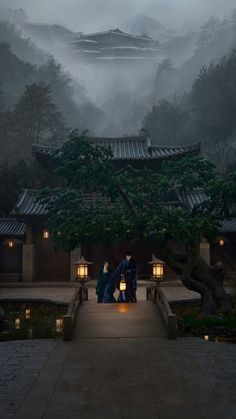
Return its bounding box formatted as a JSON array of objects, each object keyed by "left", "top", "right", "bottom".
[{"left": 121, "top": 13, "right": 175, "bottom": 42}]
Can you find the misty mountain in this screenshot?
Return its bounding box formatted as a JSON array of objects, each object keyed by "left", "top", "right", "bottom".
[
  {"left": 150, "top": 11, "right": 236, "bottom": 105},
  {"left": 23, "top": 23, "right": 75, "bottom": 45},
  {"left": 0, "top": 15, "right": 46, "bottom": 65},
  {"left": 161, "top": 32, "right": 197, "bottom": 64},
  {"left": 0, "top": 7, "right": 28, "bottom": 24},
  {"left": 121, "top": 14, "right": 177, "bottom": 42}
]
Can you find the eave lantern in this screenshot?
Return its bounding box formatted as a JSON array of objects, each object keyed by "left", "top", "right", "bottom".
[
  {"left": 74, "top": 256, "right": 92, "bottom": 283},
  {"left": 149, "top": 254, "right": 165, "bottom": 282}
]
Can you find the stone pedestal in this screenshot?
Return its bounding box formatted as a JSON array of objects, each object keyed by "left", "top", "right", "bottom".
[
  {"left": 70, "top": 247, "right": 81, "bottom": 281},
  {"left": 23, "top": 244, "right": 36, "bottom": 282},
  {"left": 199, "top": 240, "right": 211, "bottom": 266}
]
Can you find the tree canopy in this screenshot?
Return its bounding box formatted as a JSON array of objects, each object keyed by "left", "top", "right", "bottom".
[{"left": 40, "top": 134, "right": 236, "bottom": 314}]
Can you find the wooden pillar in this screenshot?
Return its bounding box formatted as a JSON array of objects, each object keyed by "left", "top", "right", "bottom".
[
  {"left": 70, "top": 246, "right": 81, "bottom": 282},
  {"left": 199, "top": 238, "right": 211, "bottom": 266},
  {"left": 23, "top": 244, "right": 36, "bottom": 282},
  {"left": 23, "top": 223, "right": 36, "bottom": 282}
]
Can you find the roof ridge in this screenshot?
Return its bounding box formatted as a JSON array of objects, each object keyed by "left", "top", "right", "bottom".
[
  {"left": 90, "top": 136, "right": 146, "bottom": 142},
  {"left": 150, "top": 142, "right": 201, "bottom": 150},
  {"left": 0, "top": 218, "right": 25, "bottom": 222}
]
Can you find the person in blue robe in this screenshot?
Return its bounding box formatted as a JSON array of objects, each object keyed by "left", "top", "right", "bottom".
[
  {"left": 96, "top": 261, "right": 116, "bottom": 303},
  {"left": 114, "top": 252, "right": 138, "bottom": 303}
]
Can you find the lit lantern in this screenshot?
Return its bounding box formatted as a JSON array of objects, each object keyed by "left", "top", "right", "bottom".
[
  {"left": 15, "top": 318, "right": 21, "bottom": 330},
  {"left": 204, "top": 335, "right": 209, "bottom": 341},
  {"left": 8, "top": 241, "right": 14, "bottom": 248},
  {"left": 219, "top": 239, "right": 225, "bottom": 247},
  {"left": 56, "top": 318, "right": 63, "bottom": 333},
  {"left": 25, "top": 309, "right": 31, "bottom": 320},
  {"left": 74, "top": 256, "right": 92, "bottom": 282},
  {"left": 43, "top": 230, "right": 50, "bottom": 239},
  {"left": 149, "top": 254, "right": 165, "bottom": 282},
  {"left": 120, "top": 277, "right": 126, "bottom": 292}
]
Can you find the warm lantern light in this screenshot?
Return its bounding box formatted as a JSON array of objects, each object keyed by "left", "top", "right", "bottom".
[
  {"left": 149, "top": 254, "right": 165, "bottom": 281},
  {"left": 120, "top": 277, "right": 126, "bottom": 292},
  {"left": 25, "top": 309, "right": 31, "bottom": 320},
  {"left": 15, "top": 318, "right": 21, "bottom": 330},
  {"left": 204, "top": 335, "right": 209, "bottom": 341},
  {"left": 74, "top": 256, "right": 92, "bottom": 282},
  {"left": 8, "top": 241, "right": 14, "bottom": 248},
  {"left": 219, "top": 239, "right": 225, "bottom": 246},
  {"left": 43, "top": 230, "right": 50, "bottom": 239},
  {"left": 56, "top": 318, "right": 63, "bottom": 333}
]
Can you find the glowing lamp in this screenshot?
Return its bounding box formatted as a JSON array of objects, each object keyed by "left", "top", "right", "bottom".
[
  {"left": 219, "top": 239, "right": 225, "bottom": 247},
  {"left": 43, "top": 230, "right": 50, "bottom": 239},
  {"left": 8, "top": 241, "right": 14, "bottom": 248},
  {"left": 74, "top": 256, "right": 92, "bottom": 282},
  {"left": 25, "top": 309, "right": 31, "bottom": 320},
  {"left": 56, "top": 318, "right": 63, "bottom": 333},
  {"left": 120, "top": 277, "right": 126, "bottom": 292},
  {"left": 149, "top": 254, "right": 165, "bottom": 282},
  {"left": 204, "top": 335, "right": 209, "bottom": 341},
  {"left": 15, "top": 318, "right": 21, "bottom": 330}
]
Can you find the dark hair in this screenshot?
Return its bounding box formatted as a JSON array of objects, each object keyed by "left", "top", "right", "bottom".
[{"left": 126, "top": 251, "right": 132, "bottom": 256}]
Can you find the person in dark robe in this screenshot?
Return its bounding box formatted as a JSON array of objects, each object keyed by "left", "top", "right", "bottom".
[
  {"left": 114, "top": 252, "right": 138, "bottom": 303},
  {"left": 96, "top": 261, "right": 116, "bottom": 303}
]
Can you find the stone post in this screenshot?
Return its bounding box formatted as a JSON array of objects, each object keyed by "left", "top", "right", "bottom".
[
  {"left": 70, "top": 247, "right": 81, "bottom": 282},
  {"left": 199, "top": 238, "right": 211, "bottom": 266},
  {"left": 23, "top": 244, "right": 36, "bottom": 282}
]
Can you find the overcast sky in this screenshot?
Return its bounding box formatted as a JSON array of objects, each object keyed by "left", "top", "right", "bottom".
[{"left": 1, "top": 0, "right": 236, "bottom": 32}]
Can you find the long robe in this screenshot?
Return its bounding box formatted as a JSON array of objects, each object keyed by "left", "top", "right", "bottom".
[
  {"left": 96, "top": 267, "right": 116, "bottom": 303},
  {"left": 114, "top": 258, "right": 138, "bottom": 303}
]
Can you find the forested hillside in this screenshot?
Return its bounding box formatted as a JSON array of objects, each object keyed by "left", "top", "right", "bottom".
[{"left": 143, "top": 49, "right": 236, "bottom": 172}]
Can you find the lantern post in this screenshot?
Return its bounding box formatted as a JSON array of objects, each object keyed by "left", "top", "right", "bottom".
[
  {"left": 74, "top": 256, "right": 92, "bottom": 303},
  {"left": 149, "top": 254, "right": 165, "bottom": 283}
]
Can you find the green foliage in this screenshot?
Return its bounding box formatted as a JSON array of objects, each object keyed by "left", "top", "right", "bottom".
[
  {"left": 144, "top": 48, "right": 236, "bottom": 171},
  {"left": 13, "top": 83, "right": 67, "bottom": 146},
  {"left": 40, "top": 135, "right": 236, "bottom": 252},
  {"left": 143, "top": 97, "right": 193, "bottom": 145}
]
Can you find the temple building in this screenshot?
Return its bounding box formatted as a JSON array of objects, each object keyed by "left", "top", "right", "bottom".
[
  {"left": 0, "top": 136, "right": 235, "bottom": 283},
  {"left": 70, "top": 28, "right": 160, "bottom": 62}
]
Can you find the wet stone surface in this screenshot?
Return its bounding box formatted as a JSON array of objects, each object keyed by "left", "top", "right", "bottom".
[{"left": 0, "top": 340, "right": 57, "bottom": 419}]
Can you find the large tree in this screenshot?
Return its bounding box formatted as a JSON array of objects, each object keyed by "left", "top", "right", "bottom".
[
  {"left": 13, "top": 83, "right": 66, "bottom": 147},
  {"left": 40, "top": 134, "right": 236, "bottom": 314}
]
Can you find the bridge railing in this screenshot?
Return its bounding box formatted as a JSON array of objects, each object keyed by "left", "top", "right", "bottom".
[
  {"left": 153, "top": 285, "right": 177, "bottom": 340},
  {"left": 63, "top": 285, "right": 87, "bottom": 341}
]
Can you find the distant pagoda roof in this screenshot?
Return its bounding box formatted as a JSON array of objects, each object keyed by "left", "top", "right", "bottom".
[
  {"left": 72, "top": 28, "right": 155, "bottom": 43},
  {"left": 0, "top": 218, "right": 26, "bottom": 237},
  {"left": 33, "top": 136, "right": 201, "bottom": 164}
]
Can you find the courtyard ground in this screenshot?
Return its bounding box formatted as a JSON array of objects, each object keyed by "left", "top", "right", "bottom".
[{"left": 0, "top": 286, "right": 235, "bottom": 419}]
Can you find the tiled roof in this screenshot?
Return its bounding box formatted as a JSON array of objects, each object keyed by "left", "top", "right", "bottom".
[
  {"left": 219, "top": 219, "right": 236, "bottom": 234},
  {"left": 180, "top": 189, "right": 208, "bottom": 210},
  {"left": 33, "top": 137, "right": 201, "bottom": 161},
  {"left": 12, "top": 189, "right": 47, "bottom": 217},
  {"left": 0, "top": 219, "right": 26, "bottom": 236},
  {"left": 181, "top": 190, "right": 236, "bottom": 234},
  {"left": 10, "top": 188, "right": 236, "bottom": 235},
  {"left": 11, "top": 190, "right": 110, "bottom": 217}
]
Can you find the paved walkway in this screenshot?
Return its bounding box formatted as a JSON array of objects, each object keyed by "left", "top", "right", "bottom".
[
  {"left": 0, "top": 283, "right": 200, "bottom": 305},
  {"left": 10, "top": 290, "right": 236, "bottom": 419}
]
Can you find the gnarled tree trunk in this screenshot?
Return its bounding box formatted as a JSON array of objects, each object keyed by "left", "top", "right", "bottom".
[{"left": 159, "top": 245, "right": 232, "bottom": 315}]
